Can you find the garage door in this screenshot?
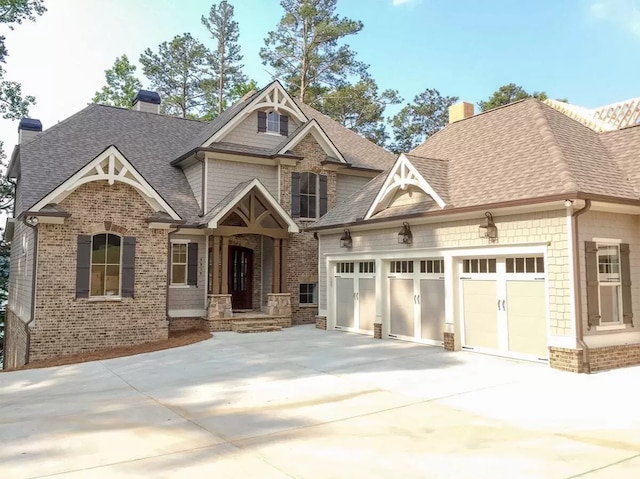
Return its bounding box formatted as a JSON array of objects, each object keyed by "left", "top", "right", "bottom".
[
  {"left": 460, "top": 256, "right": 548, "bottom": 361},
  {"left": 388, "top": 259, "right": 445, "bottom": 346},
  {"left": 334, "top": 261, "right": 376, "bottom": 334}
]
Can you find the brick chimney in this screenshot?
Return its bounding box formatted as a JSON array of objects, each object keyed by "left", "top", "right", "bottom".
[
  {"left": 448, "top": 101, "right": 474, "bottom": 124},
  {"left": 132, "top": 90, "right": 161, "bottom": 114},
  {"left": 18, "top": 118, "right": 42, "bottom": 144}
]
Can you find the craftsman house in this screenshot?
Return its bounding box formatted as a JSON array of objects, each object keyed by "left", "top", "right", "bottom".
[
  {"left": 311, "top": 97, "right": 640, "bottom": 373},
  {"left": 3, "top": 80, "right": 394, "bottom": 368}
]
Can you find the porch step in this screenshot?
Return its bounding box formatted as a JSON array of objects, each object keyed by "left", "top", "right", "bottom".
[{"left": 231, "top": 319, "right": 282, "bottom": 334}]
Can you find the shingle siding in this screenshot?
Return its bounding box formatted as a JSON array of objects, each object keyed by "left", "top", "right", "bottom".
[
  {"left": 183, "top": 162, "right": 202, "bottom": 209},
  {"left": 336, "top": 174, "right": 372, "bottom": 204},
  {"left": 206, "top": 159, "right": 278, "bottom": 209},
  {"left": 7, "top": 219, "right": 34, "bottom": 323},
  {"left": 221, "top": 111, "right": 300, "bottom": 150}
]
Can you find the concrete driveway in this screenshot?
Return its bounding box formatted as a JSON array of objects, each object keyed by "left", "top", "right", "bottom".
[{"left": 1, "top": 325, "right": 639, "bottom": 479}]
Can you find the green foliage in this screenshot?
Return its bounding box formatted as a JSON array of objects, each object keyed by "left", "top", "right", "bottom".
[
  {"left": 202, "top": 1, "right": 247, "bottom": 116},
  {"left": 92, "top": 55, "right": 143, "bottom": 108},
  {"left": 478, "top": 83, "right": 548, "bottom": 112},
  {"left": 318, "top": 78, "right": 401, "bottom": 147},
  {"left": 390, "top": 88, "right": 458, "bottom": 153},
  {"left": 0, "top": 0, "right": 46, "bottom": 62},
  {"left": 140, "top": 33, "right": 213, "bottom": 118},
  {"left": 260, "top": 0, "right": 367, "bottom": 104}
]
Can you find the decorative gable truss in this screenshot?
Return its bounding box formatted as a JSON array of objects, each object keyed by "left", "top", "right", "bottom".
[
  {"left": 203, "top": 81, "right": 308, "bottom": 146},
  {"left": 29, "top": 145, "right": 181, "bottom": 222},
  {"left": 365, "top": 154, "right": 446, "bottom": 220},
  {"left": 207, "top": 178, "right": 300, "bottom": 237}
]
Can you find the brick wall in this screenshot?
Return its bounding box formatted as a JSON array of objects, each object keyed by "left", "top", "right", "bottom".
[
  {"left": 3, "top": 309, "right": 29, "bottom": 369},
  {"left": 588, "top": 344, "right": 640, "bottom": 372},
  {"left": 281, "top": 133, "right": 338, "bottom": 325},
  {"left": 29, "top": 181, "right": 169, "bottom": 362}
]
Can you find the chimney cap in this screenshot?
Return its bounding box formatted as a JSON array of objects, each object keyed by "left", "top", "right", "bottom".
[
  {"left": 133, "top": 90, "right": 161, "bottom": 106},
  {"left": 18, "top": 118, "right": 42, "bottom": 132}
]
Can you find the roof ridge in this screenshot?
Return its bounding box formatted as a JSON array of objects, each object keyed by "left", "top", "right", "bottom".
[
  {"left": 93, "top": 103, "right": 207, "bottom": 123},
  {"left": 530, "top": 100, "right": 579, "bottom": 194}
]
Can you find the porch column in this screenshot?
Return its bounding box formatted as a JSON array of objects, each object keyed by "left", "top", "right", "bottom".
[
  {"left": 221, "top": 236, "right": 229, "bottom": 294},
  {"left": 272, "top": 238, "right": 281, "bottom": 293},
  {"left": 280, "top": 239, "right": 288, "bottom": 293},
  {"left": 212, "top": 235, "right": 221, "bottom": 294}
]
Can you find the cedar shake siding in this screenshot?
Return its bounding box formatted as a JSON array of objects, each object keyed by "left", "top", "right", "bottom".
[{"left": 29, "top": 181, "right": 169, "bottom": 362}]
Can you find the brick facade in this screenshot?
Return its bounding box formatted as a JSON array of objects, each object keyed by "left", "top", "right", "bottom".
[
  {"left": 443, "top": 332, "right": 455, "bottom": 352},
  {"left": 28, "top": 181, "right": 169, "bottom": 362},
  {"left": 281, "top": 134, "right": 338, "bottom": 325},
  {"left": 551, "top": 344, "right": 640, "bottom": 373}
]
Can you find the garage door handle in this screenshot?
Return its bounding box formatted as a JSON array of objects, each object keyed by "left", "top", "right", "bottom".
[
  {"left": 416, "top": 295, "right": 420, "bottom": 305},
  {"left": 497, "top": 299, "right": 501, "bottom": 311},
  {"left": 355, "top": 292, "right": 359, "bottom": 301},
  {"left": 502, "top": 300, "right": 506, "bottom": 310}
]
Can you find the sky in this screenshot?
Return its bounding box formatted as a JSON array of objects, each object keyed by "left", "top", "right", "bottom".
[{"left": 1, "top": 0, "right": 639, "bottom": 154}]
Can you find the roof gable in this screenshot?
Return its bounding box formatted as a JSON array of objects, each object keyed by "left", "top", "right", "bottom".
[
  {"left": 276, "top": 119, "right": 346, "bottom": 163},
  {"left": 30, "top": 145, "right": 181, "bottom": 220},
  {"left": 365, "top": 154, "right": 445, "bottom": 220}
]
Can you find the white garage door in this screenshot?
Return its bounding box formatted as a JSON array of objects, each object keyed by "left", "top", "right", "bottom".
[
  {"left": 460, "top": 256, "right": 548, "bottom": 361},
  {"left": 334, "top": 261, "right": 376, "bottom": 334}
]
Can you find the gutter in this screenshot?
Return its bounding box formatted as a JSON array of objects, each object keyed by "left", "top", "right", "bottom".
[
  {"left": 21, "top": 215, "right": 39, "bottom": 365},
  {"left": 571, "top": 199, "right": 591, "bottom": 373}
]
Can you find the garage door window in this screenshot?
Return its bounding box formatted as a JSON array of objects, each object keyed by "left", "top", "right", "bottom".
[
  {"left": 506, "top": 257, "right": 544, "bottom": 274},
  {"left": 462, "top": 258, "right": 496, "bottom": 274},
  {"left": 390, "top": 260, "right": 413, "bottom": 273},
  {"left": 585, "top": 241, "right": 633, "bottom": 328},
  {"left": 359, "top": 261, "right": 375, "bottom": 273},
  {"left": 420, "top": 259, "right": 444, "bottom": 274},
  {"left": 337, "top": 262, "right": 355, "bottom": 273}
]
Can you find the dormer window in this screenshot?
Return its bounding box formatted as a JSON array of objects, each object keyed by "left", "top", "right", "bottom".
[{"left": 258, "top": 111, "right": 288, "bottom": 136}]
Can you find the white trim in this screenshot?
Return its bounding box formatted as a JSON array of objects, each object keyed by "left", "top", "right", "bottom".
[
  {"left": 30, "top": 145, "right": 181, "bottom": 220},
  {"left": 595, "top": 324, "right": 627, "bottom": 331},
  {"left": 364, "top": 153, "right": 446, "bottom": 220},
  {"left": 566, "top": 209, "right": 577, "bottom": 339},
  {"left": 202, "top": 81, "right": 307, "bottom": 146},
  {"left": 168, "top": 309, "right": 207, "bottom": 318},
  {"left": 276, "top": 119, "right": 346, "bottom": 163},
  {"left": 170, "top": 242, "right": 189, "bottom": 286},
  {"left": 592, "top": 237, "right": 622, "bottom": 244},
  {"left": 206, "top": 178, "right": 300, "bottom": 233},
  {"left": 36, "top": 216, "right": 66, "bottom": 225}
]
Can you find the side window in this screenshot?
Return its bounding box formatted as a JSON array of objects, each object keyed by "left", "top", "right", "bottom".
[
  {"left": 171, "top": 243, "right": 187, "bottom": 285},
  {"left": 91, "top": 233, "right": 121, "bottom": 297},
  {"left": 267, "top": 112, "right": 279, "bottom": 133},
  {"left": 299, "top": 283, "right": 317, "bottom": 305},
  {"left": 292, "top": 172, "right": 328, "bottom": 219}
]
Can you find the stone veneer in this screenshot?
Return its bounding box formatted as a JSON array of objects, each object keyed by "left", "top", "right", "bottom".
[
  {"left": 315, "top": 315, "right": 327, "bottom": 330},
  {"left": 28, "top": 181, "right": 169, "bottom": 362},
  {"left": 373, "top": 322, "right": 382, "bottom": 339},
  {"left": 281, "top": 134, "right": 338, "bottom": 325},
  {"left": 443, "top": 332, "right": 455, "bottom": 352}
]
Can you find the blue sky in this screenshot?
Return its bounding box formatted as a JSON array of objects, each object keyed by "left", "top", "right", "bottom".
[{"left": 1, "top": 0, "right": 639, "bottom": 152}]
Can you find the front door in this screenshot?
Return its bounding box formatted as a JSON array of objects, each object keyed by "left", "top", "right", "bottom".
[{"left": 229, "top": 246, "right": 253, "bottom": 310}]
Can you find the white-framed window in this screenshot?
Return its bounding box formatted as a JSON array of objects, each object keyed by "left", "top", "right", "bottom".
[
  {"left": 420, "top": 259, "right": 444, "bottom": 274},
  {"left": 597, "top": 243, "right": 622, "bottom": 324},
  {"left": 299, "top": 283, "right": 318, "bottom": 305},
  {"left": 90, "top": 233, "right": 122, "bottom": 297},
  {"left": 171, "top": 243, "right": 188, "bottom": 285},
  {"left": 390, "top": 260, "right": 414, "bottom": 273},
  {"left": 267, "top": 111, "right": 280, "bottom": 133},
  {"left": 336, "top": 262, "right": 354, "bottom": 274},
  {"left": 359, "top": 261, "right": 375, "bottom": 274},
  {"left": 462, "top": 258, "right": 496, "bottom": 274},
  {"left": 300, "top": 172, "right": 318, "bottom": 219},
  {"left": 506, "top": 256, "right": 545, "bottom": 274}
]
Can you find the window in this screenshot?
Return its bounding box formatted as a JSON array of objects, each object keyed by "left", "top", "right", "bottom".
[
  {"left": 506, "top": 256, "right": 545, "bottom": 274},
  {"left": 299, "top": 283, "right": 317, "bottom": 304},
  {"left": 292, "top": 172, "right": 327, "bottom": 219},
  {"left": 336, "top": 262, "right": 354, "bottom": 274},
  {"left": 420, "top": 259, "right": 444, "bottom": 274},
  {"left": 390, "top": 260, "right": 413, "bottom": 273},
  {"left": 90, "top": 233, "right": 121, "bottom": 297},
  {"left": 258, "top": 111, "right": 288, "bottom": 135},
  {"left": 462, "top": 258, "right": 496, "bottom": 274},
  {"left": 597, "top": 244, "right": 622, "bottom": 324},
  {"left": 359, "top": 261, "right": 375, "bottom": 273},
  {"left": 300, "top": 172, "right": 318, "bottom": 218},
  {"left": 585, "top": 241, "right": 632, "bottom": 328},
  {"left": 267, "top": 111, "right": 280, "bottom": 133},
  {"left": 171, "top": 243, "right": 188, "bottom": 285}
]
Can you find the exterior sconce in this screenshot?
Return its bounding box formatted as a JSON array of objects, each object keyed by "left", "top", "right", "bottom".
[
  {"left": 340, "top": 229, "right": 352, "bottom": 248},
  {"left": 479, "top": 212, "right": 498, "bottom": 242},
  {"left": 398, "top": 222, "right": 413, "bottom": 244}
]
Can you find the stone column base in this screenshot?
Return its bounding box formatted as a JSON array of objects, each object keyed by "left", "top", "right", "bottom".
[
  {"left": 268, "top": 293, "right": 291, "bottom": 317},
  {"left": 315, "top": 316, "right": 327, "bottom": 330},
  {"left": 374, "top": 322, "right": 382, "bottom": 339},
  {"left": 443, "top": 332, "right": 455, "bottom": 351},
  {"left": 208, "top": 294, "right": 233, "bottom": 320}
]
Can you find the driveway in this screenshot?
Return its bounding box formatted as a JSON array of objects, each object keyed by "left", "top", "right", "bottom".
[{"left": 1, "top": 325, "right": 639, "bottom": 478}]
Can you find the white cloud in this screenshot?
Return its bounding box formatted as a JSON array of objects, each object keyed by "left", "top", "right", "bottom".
[
  {"left": 590, "top": 0, "right": 640, "bottom": 38},
  {"left": 392, "top": 0, "right": 420, "bottom": 6}
]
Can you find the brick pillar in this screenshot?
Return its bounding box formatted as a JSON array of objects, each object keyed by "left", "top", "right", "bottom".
[
  {"left": 315, "top": 315, "right": 327, "bottom": 330},
  {"left": 443, "top": 332, "right": 455, "bottom": 351},
  {"left": 374, "top": 322, "right": 382, "bottom": 339}
]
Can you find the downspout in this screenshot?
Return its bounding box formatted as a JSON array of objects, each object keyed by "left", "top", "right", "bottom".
[
  {"left": 166, "top": 225, "right": 182, "bottom": 324},
  {"left": 572, "top": 199, "right": 591, "bottom": 373},
  {"left": 21, "top": 215, "right": 39, "bottom": 365}
]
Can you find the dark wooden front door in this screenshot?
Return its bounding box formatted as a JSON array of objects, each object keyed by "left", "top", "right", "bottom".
[{"left": 229, "top": 246, "right": 253, "bottom": 310}]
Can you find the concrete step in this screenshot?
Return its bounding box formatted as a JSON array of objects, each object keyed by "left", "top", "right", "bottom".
[{"left": 231, "top": 319, "right": 282, "bottom": 333}]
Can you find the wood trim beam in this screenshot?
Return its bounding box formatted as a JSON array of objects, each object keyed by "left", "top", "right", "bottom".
[
  {"left": 221, "top": 236, "right": 229, "bottom": 294},
  {"left": 281, "top": 239, "right": 288, "bottom": 294},
  {"left": 212, "top": 236, "right": 221, "bottom": 294},
  {"left": 216, "top": 225, "right": 290, "bottom": 239},
  {"left": 273, "top": 238, "right": 281, "bottom": 293}
]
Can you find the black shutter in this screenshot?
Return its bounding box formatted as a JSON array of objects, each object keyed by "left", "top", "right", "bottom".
[
  {"left": 257, "top": 111, "right": 267, "bottom": 132},
  {"left": 187, "top": 242, "right": 198, "bottom": 286},
  {"left": 280, "top": 115, "right": 289, "bottom": 136},
  {"left": 76, "top": 235, "right": 91, "bottom": 298},
  {"left": 291, "top": 172, "right": 301, "bottom": 218},
  {"left": 620, "top": 243, "right": 633, "bottom": 325},
  {"left": 121, "top": 236, "right": 136, "bottom": 298},
  {"left": 319, "top": 174, "right": 328, "bottom": 217},
  {"left": 585, "top": 241, "right": 600, "bottom": 328}
]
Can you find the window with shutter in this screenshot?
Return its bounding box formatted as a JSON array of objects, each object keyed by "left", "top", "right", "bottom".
[
  {"left": 319, "top": 174, "right": 328, "bottom": 217},
  {"left": 291, "top": 172, "right": 301, "bottom": 218},
  {"left": 188, "top": 243, "right": 198, "bottom": 286},
  {"left": 257, "top": 111, "right": 267, "bottom": 132}
]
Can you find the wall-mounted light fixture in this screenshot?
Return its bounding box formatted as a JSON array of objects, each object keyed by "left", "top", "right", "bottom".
[
  {"left": 340, "top": 229, "right": 352, "bottom": 248},
  {"left": 478, "top": 212, "right": 497, "bottom": 242},
  {"left": 398, "top": 222, "right": 413, "bottom": 244}
]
